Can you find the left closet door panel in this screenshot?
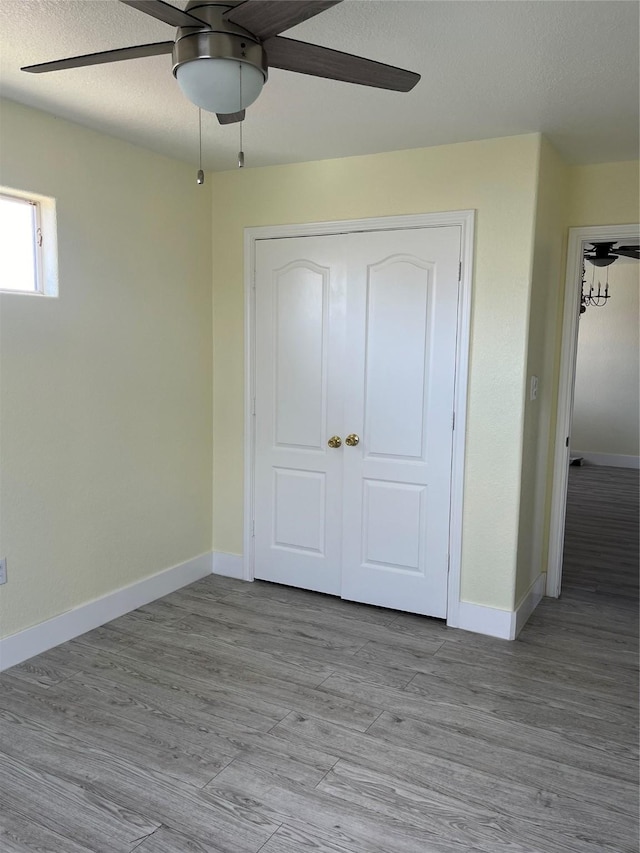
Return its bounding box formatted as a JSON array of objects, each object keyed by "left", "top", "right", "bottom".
[{"left": 254, "top": 235, "right": 346, "bottom": 594}]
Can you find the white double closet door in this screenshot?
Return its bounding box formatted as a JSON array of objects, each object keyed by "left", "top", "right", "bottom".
[{"left": 254, "top": 225, "right": 461, "bottom": 618}]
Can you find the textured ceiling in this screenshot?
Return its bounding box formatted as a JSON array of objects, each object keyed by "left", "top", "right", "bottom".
[{"left": 0, "top": 0, "right": 638, "bottom": 171}]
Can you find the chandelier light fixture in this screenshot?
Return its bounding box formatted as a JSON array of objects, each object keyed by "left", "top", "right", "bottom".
[{"left": 580, "top": 257, "right": 610, "bottom": 314}]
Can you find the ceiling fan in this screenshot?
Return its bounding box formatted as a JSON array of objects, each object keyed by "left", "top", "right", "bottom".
[
  {"left": 584, "top": 241, "right": 640, "bottom": 267},
  {"left": 21, "top": 0, "right": 420, "bottom": 125}
]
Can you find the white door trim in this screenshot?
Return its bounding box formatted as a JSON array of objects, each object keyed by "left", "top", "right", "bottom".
[
  {"left": 243, "top": 210, "right": 475, "bottom": 629},
  {"left": 546, "top": 223, "right": 640, "bottom": 598}
]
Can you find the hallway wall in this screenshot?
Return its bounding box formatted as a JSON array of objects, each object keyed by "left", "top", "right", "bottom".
[{"left": 572, "top": 261, "right": 639, "bottom": 462}]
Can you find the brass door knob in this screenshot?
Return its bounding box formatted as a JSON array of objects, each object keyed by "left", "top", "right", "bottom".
[
  {"left": 327, "top": 435, "right": 342, "bottom": 448},
  {"left": 345, "top": 434, "right": 360, "bottom": 446}
]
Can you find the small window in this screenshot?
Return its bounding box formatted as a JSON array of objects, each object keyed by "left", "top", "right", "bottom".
[{"left": 0, "top": 188, "right": 57, "bottom": 296}]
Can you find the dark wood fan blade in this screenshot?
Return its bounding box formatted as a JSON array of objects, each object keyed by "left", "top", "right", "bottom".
[
  {"left": 21, "top": 42, "right": 174, "bottom": 73},
  {"left": 615, "top": 248, "right": 640, "bottom": 259},
  {"left": 264, "top": 36, "right": 420, "bottom": 91},
  {"left": 225, "top": 1, "right": 341, "bottom": 41},
  {"left": 120, "top": 0, "right": 207, "bottom": 28},
  {"left": 217, "top": 110, "right": 246, "bottom": 124}
]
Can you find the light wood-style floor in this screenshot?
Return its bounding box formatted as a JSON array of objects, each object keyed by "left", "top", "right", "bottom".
[{"left": 1, "top": 466, "right": 638, "bottom": 852}]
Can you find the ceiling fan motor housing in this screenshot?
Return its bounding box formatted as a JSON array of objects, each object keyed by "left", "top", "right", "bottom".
[
  {"left": 586, "top": 242, "right": 618, "bottom": 267},
  {"left": 173, "top": 2, "right": 268, "bottom": 113}
]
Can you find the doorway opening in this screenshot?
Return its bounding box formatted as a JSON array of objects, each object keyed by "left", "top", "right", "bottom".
[{"left": 547, "top": 224, "right": 640, "bottom": 599}]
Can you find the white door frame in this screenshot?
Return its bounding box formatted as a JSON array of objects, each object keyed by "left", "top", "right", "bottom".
[
  {"left": 546, "top": 222, "right": 640, "bottom": 598},
  {"left": 243, "top": 210, "right": 475, "bottom": 627}
]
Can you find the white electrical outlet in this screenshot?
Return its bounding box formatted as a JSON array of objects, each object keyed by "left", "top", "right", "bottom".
[{"left": 0, "top": 558, "right": 6, "bottom": 585}]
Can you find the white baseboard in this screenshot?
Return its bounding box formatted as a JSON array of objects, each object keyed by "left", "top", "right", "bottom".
[
  {"left": 455, "top": 600, "right": 513, "bottom": 640},
  {"left": 212, "top": 551, "right": 245, "bottom": 580},
  {"left": 0, "top": 547, "right": 545, "bottom": 667},
  {"left": 572, "top": 451, "right": 639, "bottom": 470},
  {"left": 0, "top": 552, "right": 213, "bottom": 672},
  {"left": 455, "top": 573, "right": 545, "bottom": 641},
  {"left": 513, "top": 573, "right": 546, "bottom": 639}
]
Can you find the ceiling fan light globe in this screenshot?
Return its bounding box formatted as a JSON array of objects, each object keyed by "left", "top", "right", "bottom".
[
  {"left": 176, "top": 58, "right": 264, "bottom": 114},
  {"left": 587, "top": 256, "right": 617, "bottom": 267}
]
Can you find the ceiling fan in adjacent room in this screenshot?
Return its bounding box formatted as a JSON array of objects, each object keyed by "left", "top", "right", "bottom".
[
  {"left": 584, "top": 241, "right": 640, "bottom": 267},
  {"left": 21, "top": 0, "right": 421, "bottom": 126},
  {"left": 581, "top": 241, "right": 640, "bottom": 313}
]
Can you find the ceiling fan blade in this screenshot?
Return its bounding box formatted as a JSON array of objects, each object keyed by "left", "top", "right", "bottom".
[
  {"left": 615, "top": 248, "right": 640, "bottom": 259},
  {"left": 217, "top": 110, "right": 246, "bottom": 124},
  {"left": 264, "top": 36, "right": 420, "bottom": 92},
  {"left": 225, "top": 1, "right": 341, "bottom": 41},
  {"left": 120, "top": 0, "right": 207, "bottom": 28},
  {"left": 21, "top": 41, "right": 174, "bottom": 73}
]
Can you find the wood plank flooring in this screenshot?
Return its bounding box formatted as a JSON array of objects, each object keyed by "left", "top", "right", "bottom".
[{"left": 1, "top": 465, "right": 638, "bottom": 852}]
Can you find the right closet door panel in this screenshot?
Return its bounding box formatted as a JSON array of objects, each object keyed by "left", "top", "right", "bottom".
[{"left": 340, "top": 226, "right": 461, "bottom": 617}]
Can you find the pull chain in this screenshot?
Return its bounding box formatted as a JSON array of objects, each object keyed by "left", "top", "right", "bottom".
[
  {"left": 196, "top": 108, "right": 204, "bottom": 185},
  {"left": 238, "top": 63, "right": 245, "bottom": 168}
]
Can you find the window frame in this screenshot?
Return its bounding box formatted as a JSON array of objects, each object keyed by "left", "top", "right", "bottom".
[{"left": 0, "top": 186, "right": 57, "bottom": 298}]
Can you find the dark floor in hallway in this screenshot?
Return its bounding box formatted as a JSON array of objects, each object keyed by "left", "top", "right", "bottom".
[
  {"left": 0, "top": 466, "right": 637, "bottom": 852},
  {"left": 562, "top": 463, "right": 639, "bottom": 604}
]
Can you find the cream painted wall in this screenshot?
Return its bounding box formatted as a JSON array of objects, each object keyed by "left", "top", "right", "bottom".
[
  {"left": 0, "top": 100, "right": 213, "bottom": 638},
  {"left": 568, "top": 161, "right": 640, "bottom": 227},
  {"left": 572, "top": 261, "right": 639, "bottom": 458},
  {"left": 211, "top": 134, "right": 541, "bottom": 611},
  {"left": 515, "top": 138, "right": 569, "bottom": 603}
]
